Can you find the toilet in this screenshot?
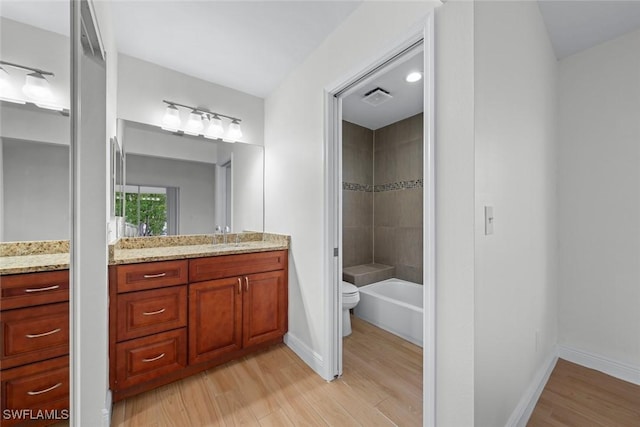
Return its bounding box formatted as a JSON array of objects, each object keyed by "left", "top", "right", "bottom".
[{"left": 342, "top": 281, "right": 360, "bottom": 337}]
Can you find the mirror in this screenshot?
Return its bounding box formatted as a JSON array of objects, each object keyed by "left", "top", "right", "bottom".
[
  {"left": 0, "top": 2, "right": 70, "bottom": 242},
  {"left": 117, "top": 119, "right": 264, "bottom": 236},
  {"left": 109, "top": 134, "right": 125, "bottom": 240}
]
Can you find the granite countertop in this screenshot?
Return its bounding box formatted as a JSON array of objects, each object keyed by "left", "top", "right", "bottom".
[
  {"left": 0, "top": 240, "right": 70, "bottom": 275},
  {"left": 0, "top": 233, "right": 290, "bottom": 275},
  {"left": 109, "top": 232, "right": 290, "bottom": 265}
]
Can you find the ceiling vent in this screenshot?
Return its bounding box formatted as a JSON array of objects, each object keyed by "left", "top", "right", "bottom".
[{"left": 362, "top": 87, "right": 392, "bottom": 107}]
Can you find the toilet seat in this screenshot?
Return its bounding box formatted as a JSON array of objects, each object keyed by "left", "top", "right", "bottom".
[{"left": 342, "top": 281, "right": 358, "bottom": 295}]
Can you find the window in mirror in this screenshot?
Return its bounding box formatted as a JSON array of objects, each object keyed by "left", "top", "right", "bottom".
[{"left": 117, "top": 185, "right": 178, "bottom": 237}]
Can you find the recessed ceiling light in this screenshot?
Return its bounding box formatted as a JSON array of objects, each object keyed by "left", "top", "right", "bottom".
[{"left": 405, "top": 71, "right": 422, "bottom": 83}]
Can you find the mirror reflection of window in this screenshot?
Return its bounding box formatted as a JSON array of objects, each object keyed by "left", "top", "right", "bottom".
[{"left": 117, "top": 185, "right": 178, "bottom": 236}]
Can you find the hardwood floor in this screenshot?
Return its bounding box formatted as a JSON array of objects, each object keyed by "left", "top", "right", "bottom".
[
  {"left": 111, "top": 316, "right": 423, "bottom": 426},
  {"left": 528, "top": 358, "right": 640, "bottom": 427}
]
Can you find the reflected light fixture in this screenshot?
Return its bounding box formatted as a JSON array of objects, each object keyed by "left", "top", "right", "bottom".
[
  {"left": 160, "top": 100, "right": 243, "bottom": 142},
  {"left": 23, "top": 72, "right": 52, "bottom": 101},
  {"left": 405, "top": 71, "right": 423, "bottom": 83},
  {"left": 0, "top": 66, "right": 9, "bottom": 90},
  {"left": 226, "top": 120, "right": 243, "bottom": 143},
  {"left": 0, "top": 60, "right": 63, "bottom": 110}
]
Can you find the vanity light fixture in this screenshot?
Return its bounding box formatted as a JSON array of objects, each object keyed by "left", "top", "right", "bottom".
[
  {"left": 161, "top": 104, "right": 181, "bottom": 131},
  {"left": 160, "top": 100, "right": 243, "bottom": 142},
  {"left": 184, "top": 109, "right": 204, "bottom": 136},
  {"left": 226, "top": 119, "right": 243, "bottom": 142},
  {"left": 0, "top": 60, "right": 63, "bottom": 111},
  {"left": 405, "top": 71, "right": 423, "bottom": 83},
  {"left": 204, "top": 114, "right": 225, "bottom": 140}
]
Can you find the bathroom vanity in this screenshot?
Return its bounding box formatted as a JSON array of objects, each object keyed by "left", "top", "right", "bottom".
[
  {"left": 108, "top": 233, "right": 289, "bottom": 401},
  {"left": 0, "top": 242, "right": 71, "bottom": 426}
]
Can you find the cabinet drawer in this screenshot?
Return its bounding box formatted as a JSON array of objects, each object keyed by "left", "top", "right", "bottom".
[
  {"left": 116, "top": 260, "right": 188, "bottom": 293},
  {"left": 0, "top": 270, "right": 69, "bottom": 311},
  {"left": 1, "top": 356, "right": 69, "bottom": 427},
  {"left": 115, "top": 329, "right": 187, "bottom": 389},
  {"left": 117, "top": 286, "right": 187, "bottom": 342},
  {"left": 189, "top": 250, "right": 286, "bottom": 282},
  {"left": 1, "top": 303, "right": 69, "bottom": 370}
]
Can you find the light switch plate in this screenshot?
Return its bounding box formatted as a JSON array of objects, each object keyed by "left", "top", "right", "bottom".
[{"left": 485, "top": 206, "right": 494, "bottom": 235}]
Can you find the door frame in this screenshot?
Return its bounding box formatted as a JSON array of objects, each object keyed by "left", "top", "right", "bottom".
[{"left": 322, "top": 11, "right": 436, "bottom": 427}]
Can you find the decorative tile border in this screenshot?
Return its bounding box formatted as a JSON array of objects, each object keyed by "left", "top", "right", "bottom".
[
  {"left": 343, "top": 182, "right": 373, "bottom": 192},
  {"left": 343, "top": 179, "right": 423, "bottom": 193}
]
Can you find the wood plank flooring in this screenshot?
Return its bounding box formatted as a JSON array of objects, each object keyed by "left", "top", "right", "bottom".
[
  {"left": 111, "top": 316, "right": 423, "bottom": 426},
  {"left": 528, "top": 358, "right": 640, "bottom": 427}
]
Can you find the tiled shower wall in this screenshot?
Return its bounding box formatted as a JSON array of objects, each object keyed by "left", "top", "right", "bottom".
[
  {"left": 342, "top": 121, "right": 374, "bottom": 268},
  {"left": 342, "top": 113, "right": 423, "bottom": 284}
]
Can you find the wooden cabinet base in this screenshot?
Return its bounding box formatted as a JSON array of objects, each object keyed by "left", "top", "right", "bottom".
[
  {"left": 0, "top": 356, "right": 69, "bottom": 427},
  {"left": 109, "top": 250, "right": 288, "bottom": 402},
  {"left": 111, "top": 337, "right": 283, "bottom": 402}
]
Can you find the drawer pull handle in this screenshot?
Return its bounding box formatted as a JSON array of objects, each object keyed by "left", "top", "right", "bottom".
[
  {"left": 26, "top": 328, "right": 61, "bottom": 339},
  {"left": 142, "top": 308, "right": 166, "bottom": 316},
  {"left": 142, "top": 353, "right": 165, "bottom": 363},
  {"left": 143, "top": 272, "right": 167, "bottom": 279},
  {"left": 237, "top": 278, "right": 241, "bottom": 294},
  {"left": 25, "top": 285, "right": 60, "bottom": 293},
  {"left": 27, "top": 382, "right": 62, "bottom": 396},
  {"left": 245, "top": 276, "right": 249, "bottom": 292}
]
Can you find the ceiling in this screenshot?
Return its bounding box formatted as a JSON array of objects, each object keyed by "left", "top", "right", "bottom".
[
  {"left": 2, "top": 0, "right": 640, "bottom": 99},
  {"left": 110, "top": 1, "right": 362, "bottom": 98},
  {"left": 343, "top": 50, "right": 424, "bottom": 130},
  {"left": 538, "top": 0, "right": 640, "bottom": 59}
]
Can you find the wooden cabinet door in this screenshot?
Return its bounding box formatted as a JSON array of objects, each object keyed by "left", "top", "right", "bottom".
[
  {"left": 188, "top": 278, "right": 243, "bottom": 365},
  {"left": 1, "top": 303, "right": 69, "bottom": 370},
  {"left": 242, "top": 270, "right": 287, "bottom": 349}
]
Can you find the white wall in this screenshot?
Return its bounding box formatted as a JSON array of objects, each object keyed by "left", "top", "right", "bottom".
[
  {"left": 2, "top": 139, "right": 69, "bottom": 241},
  {"left": 474, "top": 2, "right": 558, "bottom": 425},
  {"left": 434, "top": 1, "right": 476, "bottom": 425},
  {"left": 264, "top": 1, "right": 476, "bottom": 425},
  {"left": 117, "top": 54, "right": 264, "bottom": 146},
  {"left": 558, "top": 29, "right": 640, "bottom": 368},
  {"left": 126, "top": 154, "right": 216, "bottom": 235}
]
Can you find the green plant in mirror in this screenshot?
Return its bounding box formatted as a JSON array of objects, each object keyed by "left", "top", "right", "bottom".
[{"left": 116, "top": 191, "right": 167, "bottom": 236}]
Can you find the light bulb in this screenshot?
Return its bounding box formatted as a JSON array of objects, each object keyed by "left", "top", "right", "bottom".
[
  {"left": 225, "top": 120, "right": 242, "bottom": 142},
  {"left": 184, "top": 110, "right": 204, "bottom": 135},
  {"left": 23, "top": 72, "right": 52, "bottom": 102},
  {"left": 204, "top": 115, "right": 225, "bottom": 140},
  {"left": 405, "top": 71, "right": 422, "bottom": 83},
  {"left": 161, "top": 104, "right": 181, "bottom": 131}
]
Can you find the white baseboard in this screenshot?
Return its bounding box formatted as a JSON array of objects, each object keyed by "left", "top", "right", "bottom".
[
  {"left": 505, "top": 350, "right": 558, "bottom": 427},
  {"left": 102, "top": 390, "right": 112, "bottom": 427},
  {"left": 283, "top": 332, "right": 326, "bottom": 379},
  {"left": 557, "top": 345, "right": 640, "bottom": 386}
]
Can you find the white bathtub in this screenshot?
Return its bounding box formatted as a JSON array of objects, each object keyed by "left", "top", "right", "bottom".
[{"left": 354, "top": 278, "right": 423, "bottom": 347}]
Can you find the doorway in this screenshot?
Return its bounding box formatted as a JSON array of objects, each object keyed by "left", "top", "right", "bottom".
[{"left": 324, "top": 15, "right": 435, "bottom": 427}]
